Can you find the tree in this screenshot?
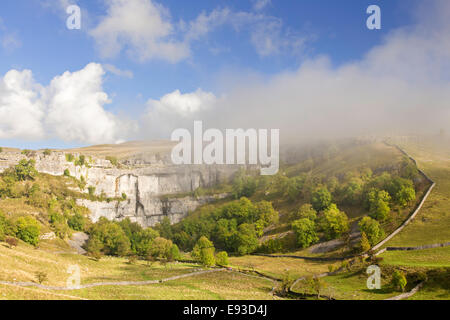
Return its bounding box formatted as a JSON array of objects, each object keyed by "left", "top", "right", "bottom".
[
  {"left": 292, "top": 218, "right": 318, "bottom": 248},
  {"left": 86, "top": 237, "right": 103, "bottom": 261},
  {"left": 391, "top": 270, "right": 407, "bottom": 292},
  {"left": 16, "top": 216, "right": 40, "bottom": 246},
  {"left": 192, "top": 236, "right": 216, "bottom": 267},
  {"left": 14, "top": 159, "right": 38, "bottom": 181},
  {"left": 285, "top": 176, "right": 305, "bottom": 201},
  {"left": 215, "top": 251, "right": 229, "bottom": 266},
  {"left": 88, "top": 219, "right": 131, "bottom": 256},
  {"left": 321, "top": 204, "right": 349, "bottom": 240},
  {"left": 150, "top": 237, "right": 174, "bottom": 260},
  {"left": 64, "top": 169, "right": 71, "bottom": 177},
  {"left": 255, "top": 201, "right": 279, "bottom": 227},
  {"left": 292, "top": 204, "right": 317, "bottom": 221},
  {"left": 359, "top": 217, "right": 385, "bottom": 246},
  {"left": 312, "top": 187, "right": 332, "bottom": 212},
  {"left": 235, "top": 223, "right": 259, "bottom": 256},
  {"left": 367, "top": 189, "right": 391, "bottom": 221},
  {"left": 360, "top": 232, "right": 371, "bottom": 252}
]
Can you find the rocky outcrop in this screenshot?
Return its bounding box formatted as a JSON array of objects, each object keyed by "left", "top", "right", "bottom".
[{"left": 0, "top": 150, "right": 240, "bottom": 227}]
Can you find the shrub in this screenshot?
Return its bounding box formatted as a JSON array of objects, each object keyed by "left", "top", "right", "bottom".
[
  {"left": 35, "top": 271, "right": 48, "bottom": 284},
  {"left": 68, "top": 213, "right": 86, "bottom": 232},
  {"left": 65, "top": 153, "right": 75, "bottom": 162},
  {"left": 0, "top": 147, "right": 3, "bottom": 153},
  {"left": 215, "top": 251, "right": 229, "bottom": 266},
  {"left": 63, "top": 169, "right": 71, "bottom": 177},
  {"left": 391, "top": 270, "right": 407, "bottom": 292},
  {"left": 121, "top": 193, "right": 127, "bottom": 201},
  {"left": 88, "top": 186, "right": 96, "bottom": 198},
  {"left": 106, "top": 156, "right": 119, "bottom": 167},
  {"left": 16, "top": 216, "right": 40, "bottom": 246},
  {"left": 43, "top": 149, "right": 52, "bottom": 156},
  {"left": 14, "top": 159, "right": 38, "bottom": 181},
  {"left": 360, "top": 232, "right": 371, "bottom": 252}
]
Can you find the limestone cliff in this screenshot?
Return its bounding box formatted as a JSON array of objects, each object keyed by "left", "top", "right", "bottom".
[{"left": 0, "top": 149, "right": 239, "bottom": 227}]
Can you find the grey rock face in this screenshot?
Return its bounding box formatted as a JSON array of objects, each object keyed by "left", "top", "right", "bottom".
[{"left": 0, "top": 150, "right": 240, "bottom": 227}]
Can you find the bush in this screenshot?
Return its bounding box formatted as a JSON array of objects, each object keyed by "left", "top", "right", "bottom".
[
  {"left": 63, "top": 169, "right": 71, "bottom": 177},
  {"left": 391, "top": 270, "right": 407, "bottom": 292},
  {"left": 14, "top": 159, "right": 38, "bottom": 181},
  {"left": 35, "top": 271, "right": 48, "bottom": 284},
  {"left": 43, "top": 149, "right": 52, "bottom": 156},
  {"left": 65, "top": 153, "right": 75, "bottom": 162},
  {"left": 68, "top": 213, "right": 86, "bottom": 232},
  {"left": 360, "top": 232, "right": 371, "bottom": 252},
  {"left": 88, "top": 186, "right": 96, "bottom": 198},
  {"left": 215, "top": 251, "right": 229, "bottom": 266},
  {"left": 106, "top": 156, "right": 119, "bottom": 167},
  {"left": 16, "top": 216, "right": 40, "bottom": 246}
]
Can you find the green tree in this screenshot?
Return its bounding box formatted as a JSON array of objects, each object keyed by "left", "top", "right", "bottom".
[
  {"left": 215, "top": 251, "right": 229, "bottom": 266},
  {"left": 358, "top": 216, "right": 385, "bottom": 246},
  {"left": 292, "top": 218, "right": 318, "bottom": 248},
  {"left": 14, "top": 159, "right": 38, "bottom": 181},
  {"left": 16, "top": 216, "right": 40, "bottom": 246},
  {"left": 292, "top": 204, "right": 317, "bottom": 221},
  {"left": 312, "top": 187, "right": 332, "bottom": 212},
  {"left": 192, "top": 236, "right": 216, "bottom": 267},
  {"left": 367, "top": 189, "right": 391, "bottom": 221},
  {"left": 360, "top": 231, "right": 371, "bottom": 252},
  {"left": 321, "top": 204, "right": 349, "bottom": 240},
  {"left": 235, "top": 223, "right": 259, "bottom": 256}
]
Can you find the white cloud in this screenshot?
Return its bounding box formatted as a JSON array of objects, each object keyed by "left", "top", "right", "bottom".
[
  {"left": 252, "top": 0, "right": 271, "bottom": 11},
  {"left": 140, "top": 0, "right": 450, "bottom": 141},
  {"left": 0, "top": 70, "right": 45, "bottom": 140},
  {"left": 1, "top": 33, "right": 22, "bottom": 53},
  {"left": 143, "top": 89, "right": 217, "bottom": 138},
  {"left": 0, "top": 63, "right": 132, "bottom": 144},
  {"left": 89, "top": 0, "right": 189, "bottom": 63},
  {"left": 88, "top": 0, "right": 306, "bottom": 62},
  {"left": 103, "top": 64, "right": 134, "bottom": 78}
]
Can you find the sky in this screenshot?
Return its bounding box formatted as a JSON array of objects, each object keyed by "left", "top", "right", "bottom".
[{"left": 0, "top": 0, "right": 449, "bottom": 149}]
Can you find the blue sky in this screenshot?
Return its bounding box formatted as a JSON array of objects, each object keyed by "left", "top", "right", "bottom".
[{"left": 0, "top": 0, "right": 446, "bottom": 149}]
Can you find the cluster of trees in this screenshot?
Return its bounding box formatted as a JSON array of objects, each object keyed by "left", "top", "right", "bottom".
[
  {"left": 291, "top": 200, "right": 350, "bottom": 248},
  {"left": 85, "top": 217, "right": 180, "bottom": 262},
  {"left": 0, "top": 211, "right": 41, "bottom": 246},
  {"left": 168, "top": 197, "right": 279, "bottom": 256}
]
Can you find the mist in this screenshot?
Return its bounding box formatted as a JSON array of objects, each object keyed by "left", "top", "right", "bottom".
[{"left": 140, "top": 0, "right": 450, "bottom": 145}]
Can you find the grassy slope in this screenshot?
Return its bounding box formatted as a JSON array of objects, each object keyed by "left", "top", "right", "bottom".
[{"left": 0, "top": 240, "right": 275, "bottom": 300}]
